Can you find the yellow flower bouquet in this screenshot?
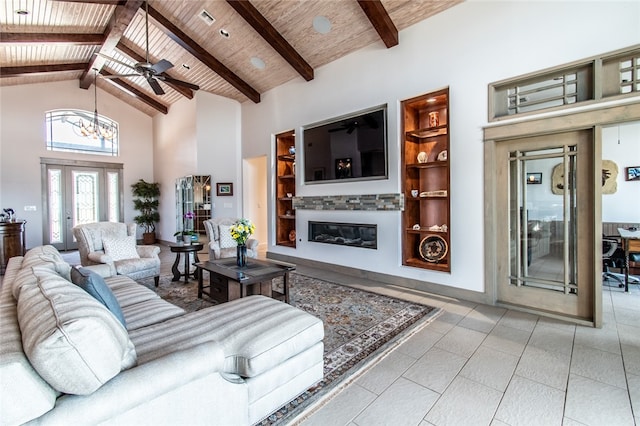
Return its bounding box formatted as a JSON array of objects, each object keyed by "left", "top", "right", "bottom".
[{"left": 230, "top": 218, "right": 255, "bottom": 245}]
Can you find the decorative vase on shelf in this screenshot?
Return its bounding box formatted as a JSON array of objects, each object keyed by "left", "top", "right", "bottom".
[{"left": 236, "top": 244, "right": 247, "bottom": 267}]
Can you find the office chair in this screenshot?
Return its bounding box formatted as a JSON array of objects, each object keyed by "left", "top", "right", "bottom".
[
  {"left": 603, "top": 237, "right": 640, "bottom": 287},
  {"left": 603, "top": 238, "right": 625, "bottom": 287}
]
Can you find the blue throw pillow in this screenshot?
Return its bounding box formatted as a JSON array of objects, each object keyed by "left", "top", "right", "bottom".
[{"left": 70, "top": 267, "right": 127, "bottom": 328}]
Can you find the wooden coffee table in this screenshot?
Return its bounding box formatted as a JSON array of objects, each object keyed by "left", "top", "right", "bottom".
[{"left": 195, "top": 258, "right": 294, "bottom": 304}]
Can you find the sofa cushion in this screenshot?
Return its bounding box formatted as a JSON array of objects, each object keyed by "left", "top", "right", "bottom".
[
  {"left": 71, "top": 267, "right": 127, "bottom": 328},
  {"left": 17, "top": 266, "right": 137, "bottom": 395},
  {"left": 105, "top": 275, "right": 160, "bottom": 307},
  {"left": 219, "top": 224, "right": 238, "bottom": 248},
  {"left": 12, "top": 245, "right": 72, "bottom": 299},
  {"left": 1, "top": 271, "right": 58, "bottom": 426},
  {"left": 103, "top": 235, "right": 140, "bottom": 261},
  {"left": 129, "top": 296, "right": 323, "bottom": 378},
  {"left": 121, "top": 298, "right": 186, "bottom": 331}
]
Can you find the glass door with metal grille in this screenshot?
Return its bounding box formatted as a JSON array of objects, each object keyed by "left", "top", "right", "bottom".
[
  {"left": 495, "top": 130, "right": 595, "bottom": 321},
  {"left": 43, "top": 161, "right": 123, "bottom": 251}
]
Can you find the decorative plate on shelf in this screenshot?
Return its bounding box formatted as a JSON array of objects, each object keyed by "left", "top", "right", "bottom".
[{"left": 419, "top": 235, "right": 448, "bottom": 263}]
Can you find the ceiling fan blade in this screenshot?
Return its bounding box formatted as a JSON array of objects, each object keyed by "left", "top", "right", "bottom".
[
  {"left": 94, "top": 52, "right": 137, "bottom": 72},
  {"left": 147, "top": 77, "right": 165, "bottom": 95},
  {"left": 159, "top": 75, "right": 200, "bottom": 91},
  {"left": 150, "top": 59, "right": 173, "bottom": 75}
]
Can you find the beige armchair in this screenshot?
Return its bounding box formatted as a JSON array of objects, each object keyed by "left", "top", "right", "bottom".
[
  {"left": 72, "top": 222, "right": 160, "bottom": 286},
  {"left": 203, "top": 218, "right": 259, "bottom": 260}
]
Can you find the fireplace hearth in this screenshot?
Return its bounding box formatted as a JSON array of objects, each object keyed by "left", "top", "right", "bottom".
[{"left": 308, "top": 221, "right": 377, "bottom": 249}]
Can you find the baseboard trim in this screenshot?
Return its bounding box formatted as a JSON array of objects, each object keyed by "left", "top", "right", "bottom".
[{"left": 266, "top": 251, "right": 492, "bottom": 305}]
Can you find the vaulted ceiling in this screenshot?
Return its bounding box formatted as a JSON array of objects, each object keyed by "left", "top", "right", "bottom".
[{"left": 0, "top": 0, "right": 462, "bottom": 116}]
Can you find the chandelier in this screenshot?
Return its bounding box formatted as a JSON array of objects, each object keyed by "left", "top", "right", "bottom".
[{"left": 77, "top": 69, "right": 115, "bottom": 141}]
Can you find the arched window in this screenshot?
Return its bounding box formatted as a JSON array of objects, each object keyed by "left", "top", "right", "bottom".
[{"left": 45, "top": 109, "right": 119, "bottom": 156}]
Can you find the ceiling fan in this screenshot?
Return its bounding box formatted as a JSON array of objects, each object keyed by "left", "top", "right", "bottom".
[{"left": 97, "top": 1, "right": 199, "bottom": 96}]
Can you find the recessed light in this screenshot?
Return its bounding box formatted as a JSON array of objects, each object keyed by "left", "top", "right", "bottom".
[
  {"left": 15, "top": 9, "right": 29, "bottom": 16},
  {"left": 427, "top": 98, "right": 437, "bottom": 103},
  {"left": 219, "top": 29, "right": 230, "bottom": 38},
  {"left": 250, "top": 57, "right": 265, "bottom": 70},
  {"left": 313, "top": 16, "right": 331, "bottom": 34},
  {"left": 182, "top": 64, "right": 191, "bottom": 70}
]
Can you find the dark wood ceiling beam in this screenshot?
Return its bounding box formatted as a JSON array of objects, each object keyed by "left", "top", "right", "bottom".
[
  {"left": 79, "top": 0, "right": 144, "bottom": 89},
  {"left": 357, "top": 0, "right": 398, "bottom": 48},
  {"left": 145, "top": 2, "right": 260, "bottom": 103},
  {"left": 100, "top": 69, "right": 168, "bottom": 114},
  {"left": 0, "top": 33, "right": 103, "bottom": 45},
  {"left": 226, "top": 0, "right": 313, "bottom": 81},
  {"left": 0, "top": 63, "right": 86, "bottom": 78},
  {"left": 115, "top": 42, "right": 194, "bottom": 99}
]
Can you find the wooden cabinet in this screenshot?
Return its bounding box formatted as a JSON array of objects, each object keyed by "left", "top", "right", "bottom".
[
  {"left": 275, "top": 130, "right": 296, "bottom": 247},
  {"left": 0, "top": 220, "right": 26, "bottom": 275},
  {"left": 401, "top": 88, "right": 451, "bottom": 272}
]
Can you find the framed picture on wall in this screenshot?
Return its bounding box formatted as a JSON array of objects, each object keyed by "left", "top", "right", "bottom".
[
  {"left": 626, "top": 166, "right": 640, "bottom": 181},
  {"left": 526, "top": 172, "right": 542, "bottom": 184},
  {"left": 216, "top": 182, "right": 233, "bottom": 196}
]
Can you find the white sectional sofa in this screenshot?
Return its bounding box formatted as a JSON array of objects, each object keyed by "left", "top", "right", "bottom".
[{"left": 0, "top": 245, "right": 324, "bottom": 425}]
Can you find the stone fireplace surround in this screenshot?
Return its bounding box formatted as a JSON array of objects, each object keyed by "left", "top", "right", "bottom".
[
  {"left": 291, "top": 193, "right": 401, "bottom": 250},
  {"left": 291, "top": 193, "right": 403, "bottom": 211}
]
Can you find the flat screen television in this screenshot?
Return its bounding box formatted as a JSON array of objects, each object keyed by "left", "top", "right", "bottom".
[{"left": 302, "top": 105, "right": 388, "bottom": 184}]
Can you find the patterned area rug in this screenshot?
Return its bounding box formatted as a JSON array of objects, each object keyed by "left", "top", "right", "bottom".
[{"left": 136, "top": 272, "right": 440, "bottom": 425}]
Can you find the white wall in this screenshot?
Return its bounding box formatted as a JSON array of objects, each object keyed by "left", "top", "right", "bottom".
[
  {"left": 602, "top": 121, "right": 640, "bottom": 223},
  {"left": 195, "top": 92, "right": 242, "bottom": 219},
  {"left": 0, "top": 80, "right": 153, "bottom": 249},
  {"left": 153, "top": 91, "right": 242, "bottom": 242},
  {"left": 153, "top": 96, "right": 197, "bottom": 241},
  {"left": 240, "top": 1, "right": 640, "bottom": 293}
]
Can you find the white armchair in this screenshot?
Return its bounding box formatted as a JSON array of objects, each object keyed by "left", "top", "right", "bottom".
[
  {"left": 203, "top": 218, "right": 259, "bottom": 260},
  {"left": 72, "top": 222, "right": 161, "bottom": 286}
]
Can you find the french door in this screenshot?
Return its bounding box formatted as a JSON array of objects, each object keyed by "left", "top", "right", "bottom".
[
  {"left": 495, "top": 130, "right": 595, "bottom": 321},
  {"left": 42, "top": 159, "right": 123, "bottom": 251}
]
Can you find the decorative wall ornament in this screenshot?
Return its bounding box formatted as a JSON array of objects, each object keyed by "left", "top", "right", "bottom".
[
  {"left": 551, "top": 160, "right": 618, "bottom": 195},
  {"left": 626, "top": 166, "right": 640, "bottom": 181}
]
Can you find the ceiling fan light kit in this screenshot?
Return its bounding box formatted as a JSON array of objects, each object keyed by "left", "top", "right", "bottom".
[{"left": 77, "top": 70, "right": 115, "bottom": 142}]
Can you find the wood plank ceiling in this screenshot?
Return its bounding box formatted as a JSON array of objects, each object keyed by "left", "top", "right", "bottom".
[{"left": 0, "top": 0, "right": 462, "bottom": 116}]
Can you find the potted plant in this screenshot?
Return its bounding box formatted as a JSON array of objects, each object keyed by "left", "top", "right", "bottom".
[
  {"left": 131, "top": 179, "right": 160, "bottom": 244},
  {"left": 173, "top": 211, "right": 197, "bottom": 244}
]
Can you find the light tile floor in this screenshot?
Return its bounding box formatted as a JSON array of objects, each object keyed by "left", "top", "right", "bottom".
[
  {"left": 57, "top": 246, "right": 640, "bottom": 425},
  {"left": 295, "top": 265, "right": 640, "bottom": 426}
]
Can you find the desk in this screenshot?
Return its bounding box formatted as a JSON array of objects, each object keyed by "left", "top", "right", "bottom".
[
  {"left": 169, "top": 243, "right": 204, "bottom": 282},
  {"left": 195, "top": 258, "right": 294, "bottom": 304},
  {"left": 618, "top": 228, "right": 640, "bottom": 292}
]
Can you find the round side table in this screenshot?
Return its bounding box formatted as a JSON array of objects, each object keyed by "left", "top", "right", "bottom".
[{"left": 169, "top": 242, "right": 204, "bottom": 282}]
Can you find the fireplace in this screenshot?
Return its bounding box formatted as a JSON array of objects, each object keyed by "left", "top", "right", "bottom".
[{"left": 308, "top": 221, "right": 377, "bottom": 249}]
